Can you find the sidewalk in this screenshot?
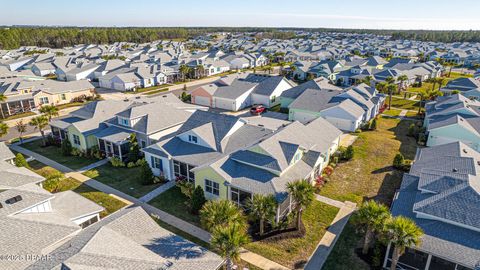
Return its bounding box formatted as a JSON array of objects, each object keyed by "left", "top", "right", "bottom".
[
  {"left": 77, "top": 158, "right": 109, "bottom": 173},
  {"left": 10, "top": 143, "right": 286, "bottom": 270},
  {"left": 139, "top": 180, "right": 175, "bottom": 202},
  {"left": 304, "top": 200, "right": 357, "bottom": 270}
]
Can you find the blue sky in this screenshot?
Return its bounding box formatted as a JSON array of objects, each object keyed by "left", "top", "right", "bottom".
[{"left": 2, "top": 0, "right": 480, "bottom": 30}]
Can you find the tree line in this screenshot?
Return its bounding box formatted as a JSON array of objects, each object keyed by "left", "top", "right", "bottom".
[{"left": 1, "top": 27, "right": 480, "bottom": 50}]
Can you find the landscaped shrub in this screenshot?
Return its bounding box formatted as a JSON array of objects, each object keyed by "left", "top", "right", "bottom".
[
  {"left": 42, "top": 171, "right": 65, "bottom": 193},
  {"left": 127, "top": 161, "right": 136, "bottom": 168},
  {"left": 110, "top": 157, "right": 125, "bottom": 167},
  {"left": 128, "top": 133, "right": 140, "bottom": 162},
  {"left": 393, "top": 153, "right": 405, "bottom": 169},
  {"left": 407, "top": 123, "right": 416, "bottom": 137},
  {"left": 191, "top": 186, "right": 206, "bottom": 214},
  {"left": 61, "top": 139, "right": 72, "bottom": 156},
  {"left": 88, "top": 145, "right": 102, "bottom": 159},
  {"left": 14, "top": 153, "right": 28, "bottom": 168},
  {"left": 140, "top": 159, "right": 154, "bottom": 185},
  {"left": 370, "top": 118, "right": 377, "bottom": 130},
  {"left": 343, "top": 145, "right": 355, "bottom": 160},
  {"left": 323, "top": 165, "right": 334, "bottom": 176}
]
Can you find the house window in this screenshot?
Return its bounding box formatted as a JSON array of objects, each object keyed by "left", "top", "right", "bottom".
[
  {"left": 230, "top": 187, "right": 252, "bottom": 207},
  {"left": 294, "top": 152, "right": 302, "bottom": 163},
  {"left": 188, "top": 135, "right": 198, "bottom": 143},
  {"left": 119, "top": 118, "right": 129, "bottom": 126},
  {"left": 72, "top": 134, "right": 81, "bottom": 146},
  {"left": 173, "top": 160, "right": 195, "bottom": 182},
  {"left": 205, "top": 179, "right": 219, "bottom": 196},
  {"left": 271, "top": 96, "right": 276, "bottom": 103},
  {"left": 60, "top": 94, "right": 66, "bottom": 100},
  {"left": 141, "top": 140, "right": 146, "bottom": 148},
  {"left": 151, "top": 156, "right": 163, "bottom": 170},
  {"left": 39, "top": 97, "right": 49, "bottom": 105}
]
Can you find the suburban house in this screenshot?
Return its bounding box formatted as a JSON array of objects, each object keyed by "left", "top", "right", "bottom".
[
  {"left": 94, "top": 94, "right": 206, "bottom": 160},
  {"left": 29, "top": 206, "right": 224, "bottom": 270},
  {"left": 142, "top": 110, "right": 274, "bottom": 182},
  {"left": 56, "top": 61, "right": 100, "bottom": 81},
  {"left": 191, "top": 116, "right": 342, "bottom": 221},
  {"left": 0, "top": 78, "right": 95, "bottom": 118},
  {"left": 31, "top": 62, "right": 57, "bottom": 77},
  {"left": 191, "top": 74, "right": 293, "bottom": 110},
  {"left": 385, "top": 142, "right": 480, "bottom": 270},
  {"left": 98, "top": 66, "right": 167, "bottom": 91},
  {"left": 50, "top": 100, "right": 136, "bottom": 152},
  {"left": 280, "top": 77, "right": 343, "bottom": 108},
  {"left": 440, "top": 77, "right": 480, "bottom": 99},
  {"left": 287, "top": 83, "right": 383, "bottom": 131},
  {"left": 0, "top": 142, "right": 104, "bottom": 270},
  {"left": 424, "top": 94, "right": 480, "bottom": 151}
]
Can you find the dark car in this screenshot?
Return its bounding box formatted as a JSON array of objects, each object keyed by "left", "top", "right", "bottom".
[{"left": 250, "top": 105, "right": 266, "bottom": 115}]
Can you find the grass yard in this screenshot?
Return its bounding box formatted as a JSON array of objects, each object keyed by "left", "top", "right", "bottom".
[
  {"left": 143, "top": 87, "right": 170, "bottom": 95},
  {"left": 22, "top": 139, "right": 98, "bottom": 170},
  {"left": 28, "top": 160, "right": 127, "bottom": 217},
  {"left": 148, "top": 186, "right": 201, "bottom": 227},
  {"left": 386, "top": 97, "right": 420, "bottom": 111},
  {"left": 245, "top": 201, "right": 339, "bottom": 269},
  {"left": 318, "top": 117, "right": 417, "bottom": 205},
  {"left": 83, "top": 164, "right": 163, "bottom": 198},
  {"left": 323, "top": 220, "right": 369, "bottom": 270},
  {"left": 381, "top": 108, "right": 403, "bottom": 117}
]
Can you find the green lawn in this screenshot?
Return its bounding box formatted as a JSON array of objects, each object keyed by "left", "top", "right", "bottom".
[
  {"left": 83, "top": 164, "right": 163, "bottom": 198},
  {"left": 382, "top": 109, "right": 403, "bottom": 117},
  {"left": 386, "top": 97, "right": 420, "bottom": 111},
  {"left": 143, "top": 87, "right": 170, "bottom": 95},
  {"left": 22, "top": 140, "right": 98, "bottom": 170},
  {"left": 2, "top": 111, "right": 36, "bottom": 121},
  {"left": 318, "top": 117, "right": 417, "bottom": 205},
  {"left": 148, "top": 186, "right": 201, "bottom": 226},
  {"left": 318, "top": 117, "right": 418, "bottom": 269},
  {"left": 28, "top": 160, "right": 127, "bottom": 217},
  {"left": 323, "top": 220, "right": 369, "bottom": 270},
  {"left": 245, "top": 201, "right": 339, "bottom": 269}
]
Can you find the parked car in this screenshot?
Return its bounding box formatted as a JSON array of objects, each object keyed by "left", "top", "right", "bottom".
[{"left": 250, "top": 105, "right": 266, "bottom": 115}]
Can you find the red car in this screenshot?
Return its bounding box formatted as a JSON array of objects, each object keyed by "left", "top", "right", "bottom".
[{"left": 250, "top": 105, "right": 266, "bottom": 115}]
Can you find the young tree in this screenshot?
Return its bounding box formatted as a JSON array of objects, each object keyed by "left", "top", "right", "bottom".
[
  {"left": 15, "top": 120, "right": 27, "bottom": 144},
  {"left": 29, "top": 115, "right": 48, "bottom": 146},
  {"left": 353, "top": 200, "right": 391, "bottom": 255},
  {"left": 286, "top": 179, "right": 315, "bottom": 230},
  {"left": 0, "top": 122, "right": 8, "bottom": 138},
  {"left": 179, "top": 65, "right": 190, "bottom": 81},
  {"left": 128, "top": 133, "right": 140, "bottom": 162},
  {"left": 14, "top": 153, "right": 28, "bottom": 167},
  {"left": 385, "top": 216, "right": 423, "bottom": 270},
  {"left": 246, "top": 194, "right": 277, "bottom": 236},
  {"left": 39, "top": 105, "right": 59, "bottom": 121},
  {"left": 370, "top": 118, "right": 377, "bottom": 130},
  {"left": 211, "top": 223, "right": 250, "bottom": 270},
  {"left": 61, "top": 139, "right": 72, "bottom": 156},
  {"left": 191, "top": 185, "right": 206, "bottom": 214},
  {"left": 140, "top": 159, "right": 154, "bottom": 185},
  {"left": 200, "top": 200, "right": 246, "bottom": 232},
  {"left": 393, "top": 153, "right": 405, "bottom": 169},
  {"left": 397, "top": 75, "right": 408, "bottom": 92},
  {"left": 344, "top": 145, "right": 355, "bottom": 160}
]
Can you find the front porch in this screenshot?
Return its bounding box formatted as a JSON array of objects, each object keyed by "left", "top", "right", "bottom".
[
  {"left": 95, "top": 126, "right": 132, "bottom": 161},
  {"left": 383, "top": 246, "right": 473, "bottom": 270},
  {"left": 0, "top": 98, "right": 36, "bottom": 118}
]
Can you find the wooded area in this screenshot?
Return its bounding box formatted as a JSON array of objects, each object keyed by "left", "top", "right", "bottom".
[{"left": 1, "top": 27, "right": 479, "bottom": 50}]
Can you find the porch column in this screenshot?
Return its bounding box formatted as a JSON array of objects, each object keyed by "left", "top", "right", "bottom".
[
  {"left": 118, "top": 144, "right": 122, "bottom": 160},
  {"left": 383, "top": 242, "right": 391, "bottom": 269},
  {"left": 424, "top": 254, "right": 432, "bottom": 270}
]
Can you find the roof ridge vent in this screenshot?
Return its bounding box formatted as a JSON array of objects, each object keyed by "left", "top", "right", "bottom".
[
  {"left": 5, "top": 195, "right": 23, "bottom": 204},
  {"left": 452, "top": 168, "right": 458, "bottom": 173}
]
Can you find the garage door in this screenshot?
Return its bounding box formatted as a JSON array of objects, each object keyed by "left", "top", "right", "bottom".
[
  {"left": 214, "top": 98, "right": 235, "bottom": 111},
  {"left": 292, "top": 111, "right": 318, "bottom": 124},
  {"left": 194, "top": 96, "right": 211, "bottom": 107},
  {"left": 324, "top": 117, "right": 355, "bottom": 131}
]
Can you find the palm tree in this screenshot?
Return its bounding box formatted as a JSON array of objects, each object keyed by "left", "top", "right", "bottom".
[
  {"left": 200, "top": 200, "right": 246, "bottom": 232},
  {"left": 375, "top": 82, "right": 388, "bottom": 93},
  {"left": 29, "top": 115, "right": 49, "bottom": 146},
  {"left": 385, "top": 76, "right": 395, "bottom": 85},
  {"left": 0, "top": 94, "right": 7, "bottom": 119},
  {"left": 246, "top": 194, "right": 277, "bottom": 236},
  {"left": 397, "top": 75, "right": 408, "bottom": 93},
  {"left": 15, "top": 120, "right": 27, "bottom": 144},
  {"left": 179, "top": 64, "right": 190, "bottom": 82},
  {"left": 436, "top": 77, "right": 446, "bottom": 91},
  {"left": 211, "top": 223, "right": 250, "bottom": 270},
  {"left": 353, "top": 200, "right": 391, "bottom": 255},
  {"left": 385, "top": 216, "right": 423, "bottom": 270},
  {"left": 196, "top": 64, "right": 205, "bottom": 78},
  {"left": 0, "top": 122, "right": 8, "bottom": 138},
  {"left": 287, "top": 179, "right": 315, "bottom": 230},
  {"left": 387, "top": 84, "right": 397, "bottom": 110},
  {"left": 39, "top": 105, "right": 59, "bottom": 121}
]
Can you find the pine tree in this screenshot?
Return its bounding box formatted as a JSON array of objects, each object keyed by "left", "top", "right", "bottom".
[
  {"left": 140, "top": 160, "right": 154, "bottom": 185},
  {"left": 191, "top": 186, "right": 206, "bottom": 214},
  {"left": 14, "top": 153, "right": 28, "bottom": 168}
]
